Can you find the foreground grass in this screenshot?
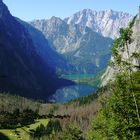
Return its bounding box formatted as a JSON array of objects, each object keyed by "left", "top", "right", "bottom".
[{"left": 0, "top": 119, "right": 49, "bottom": 140}]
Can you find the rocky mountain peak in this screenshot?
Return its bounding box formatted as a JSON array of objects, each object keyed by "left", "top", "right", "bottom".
[
  {"left": 0, "top": 0, "right": 74, "bottom": 100},
  {"left": 65, "top": 9, "right": 133, "bottom": 38},
  {"left": 50, "top": 16, "right": 63, "bottom": 23},
  {"left": 0, "top": 0, "right": 10, "bottom": 18},
  {"left": 47, "top": 16, "right": 66, "bottom": 28},
  {"left": 138, "top": 6, "right": 140, "bottom": 19},
  {"left": 80, "top": 9, "right": 93, "bottom": 15}
]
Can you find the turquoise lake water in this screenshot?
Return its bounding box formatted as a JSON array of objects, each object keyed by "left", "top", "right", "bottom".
[{"left": 61, "top": 74, "right": 95, "bottom": 80}]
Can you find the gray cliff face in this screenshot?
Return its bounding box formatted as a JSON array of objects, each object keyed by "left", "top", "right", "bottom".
[{"left": 101, "top": 13, "right": 140, "bottom": 86}]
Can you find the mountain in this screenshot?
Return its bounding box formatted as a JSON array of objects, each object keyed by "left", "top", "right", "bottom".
[
  {"left": 65, "top": 9, "right": 133, "bottom": 39},
  {"left": 101, "top": 15, "right": 140, "bottom": 86},
  {"left": 31, "top": 17, "right": 113, "bottom": 74},
  {"left": 31, "top": 17, "right": 80, "bottom": 54},
  {"left": 0, "top": 0, "right": 73, "bottom": 100},
  {"left": 30, "top": 10, "right": 132, "bottom": 74},
  {"left": 18, "top": 19, "right": 75, "bottom": 74},
  {"left": 64, "top": 27, "right": 113, "bottom": 73}
]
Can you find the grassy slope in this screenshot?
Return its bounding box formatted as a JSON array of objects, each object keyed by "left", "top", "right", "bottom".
[{"left": 0, "top": 119, "right": 49, "bottom": 140}]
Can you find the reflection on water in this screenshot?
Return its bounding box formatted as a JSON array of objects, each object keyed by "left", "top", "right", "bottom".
[{"left": 50, "top": 84, "right": 96, "bottom": 103}]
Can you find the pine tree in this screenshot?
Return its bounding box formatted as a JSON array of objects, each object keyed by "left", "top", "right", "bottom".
[{"left": 88, "top": 16, "right": 140, "bottom": 140}]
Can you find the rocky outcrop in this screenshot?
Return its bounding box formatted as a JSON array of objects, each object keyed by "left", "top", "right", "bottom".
[{"left": 101, "top": 11, "right": 140, "bottom": 86}]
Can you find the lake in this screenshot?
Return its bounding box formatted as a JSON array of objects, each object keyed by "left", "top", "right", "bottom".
[
  {"left": 49, "top": 84, "right": 96, "bottom": 103},
  {"left": 60, "top": 74, "right": 95, "bottom": 80}
]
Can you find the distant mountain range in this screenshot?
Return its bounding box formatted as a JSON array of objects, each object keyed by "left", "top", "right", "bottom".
[
  {"left": 0, "top": 0, "right": 73, "bottom": 100},
  {"left": 64, "top": 9, "right": 133, "bottom": 39},
  {"left": 30, "top": 10, "right": 132, "bottom": 73}
]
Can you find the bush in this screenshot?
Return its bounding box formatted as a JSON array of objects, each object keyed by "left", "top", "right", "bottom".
[
  {"left": 59, "top": 124, "right": 85, "bottom": 140},
  {"left": 31, "top": 119, "right": 62, "bottom": 139}
]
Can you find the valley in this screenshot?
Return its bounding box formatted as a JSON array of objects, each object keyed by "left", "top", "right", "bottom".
[
  {"left": 52, "top": 70, "right": 105, "bottom": 103},
  {"left": 50, "top": 84, "right": 96, "bottom": 103},
  {"left": 0, "top": 0, "right": 140, "bottom": 139},
  {"left": 60, "top": 69, "right": 105, "bottom": 85}
]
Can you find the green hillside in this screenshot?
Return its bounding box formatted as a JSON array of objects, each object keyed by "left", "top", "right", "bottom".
[{"left": 0, "top": 119, "right": 49, "bottom": 140}]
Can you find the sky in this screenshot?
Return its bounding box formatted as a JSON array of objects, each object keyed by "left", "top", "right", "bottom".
[{"left": 3, "top": 0, "right": 140, "bottom": 21}]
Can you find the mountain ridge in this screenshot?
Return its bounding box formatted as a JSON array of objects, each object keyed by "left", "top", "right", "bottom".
[
  {"left": 31, "top": 18, "right": 113, "bottom": 74},
  {"left": 30, "top": 9, "right": 132, "bottom": 74},
  {"left": 31, "top": 9, "right": 133, "bottom": 39},
  {"left": 0, "top": 0, "right": 73, "bottom": 100},
  {"left": 64, "top": 9, "right": 133, "bottom": 38}
]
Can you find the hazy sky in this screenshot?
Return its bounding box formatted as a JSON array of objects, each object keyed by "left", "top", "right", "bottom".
[{"left": 3, "top": 0, "right": 140, "bottom": 21}]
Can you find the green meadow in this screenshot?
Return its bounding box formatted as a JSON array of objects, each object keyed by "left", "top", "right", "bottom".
[{"left": 0, "top": 119, "right": 49, "bottom": 140}]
